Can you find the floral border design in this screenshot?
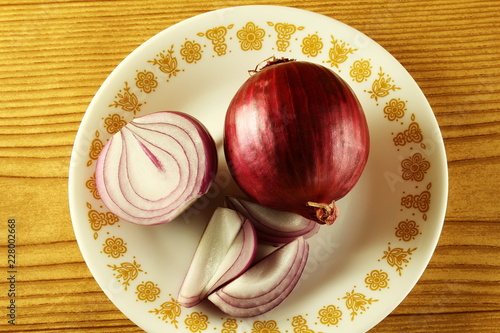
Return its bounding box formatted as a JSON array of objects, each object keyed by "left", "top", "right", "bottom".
[{"left": 108, "top": 259, "right": 144, "bottom": 290}]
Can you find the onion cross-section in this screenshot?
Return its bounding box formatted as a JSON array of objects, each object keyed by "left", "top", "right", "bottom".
[{"left": 95, "top": 111, "right": 218, "bottom": 225}]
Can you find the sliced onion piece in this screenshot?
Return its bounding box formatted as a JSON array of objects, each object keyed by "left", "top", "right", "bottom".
[
  {"left": 225, "top": 195, "right": 320, "bottom": 246},
  {"left": 94, "top": 111, "right": 218, "bottom": 225},
  {"left": 208, "top": 236, "right": 309, "bottom": 317},
  {"left": 177, "top": 207, "right": 257, "bottom": 308}
]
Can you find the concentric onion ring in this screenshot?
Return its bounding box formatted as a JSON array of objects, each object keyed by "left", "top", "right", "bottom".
[{"left": 95, "top": 111, "right": 218, "bottom": 225}]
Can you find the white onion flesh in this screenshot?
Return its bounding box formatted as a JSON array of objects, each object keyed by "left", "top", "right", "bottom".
[
  {"left": 177, "top": 207, "right": 257, "bottom": 308},
  {"left": 225, "top": 195, "right": 320, "bottom": 245},
  {"left": 208, "top": 236, "right": 309, "bottom": 317}
]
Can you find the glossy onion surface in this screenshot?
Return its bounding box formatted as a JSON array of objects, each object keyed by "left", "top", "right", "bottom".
[{"left": 224, "top": 60, "right": 370, "bottom": 224}]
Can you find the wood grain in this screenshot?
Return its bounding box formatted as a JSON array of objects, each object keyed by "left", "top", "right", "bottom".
[{"left": 1, "top": 0, "right": 499, "bottom": 332}]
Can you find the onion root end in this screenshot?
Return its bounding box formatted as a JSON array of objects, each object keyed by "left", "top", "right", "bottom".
[{"left": 306, "top": 201, "right": 338, "bottom": 225}]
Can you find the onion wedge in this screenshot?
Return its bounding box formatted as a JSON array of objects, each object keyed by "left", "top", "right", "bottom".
[
  {"left": 225, "top": 195, "right": 320, "bottom": 246},
  {"left": 208, "top": 236, "right": 309, "bottom": 317},
  {"left": 177, "top": 207, "right": 257, "bottom": 308}
]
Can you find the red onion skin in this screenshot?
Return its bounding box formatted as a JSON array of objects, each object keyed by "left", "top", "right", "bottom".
[{"left": 224, "top": 61, "right": 370, "bottom": 224}]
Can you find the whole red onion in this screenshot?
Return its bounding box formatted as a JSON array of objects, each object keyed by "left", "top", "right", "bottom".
[{"left": 224, "top": 59, "right": 370, "bottom": 225}]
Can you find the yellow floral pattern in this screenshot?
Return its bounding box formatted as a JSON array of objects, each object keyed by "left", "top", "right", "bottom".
[
  {"left": 88, "top": 137, "right": 103, "bottom": 160},
  {"left": 382, "top": 245, "right": 417, "bottom": 276},
  {"left": 180, "top": 40, "right": 203, "bottom": 64},
  {"left": 108, "top": 260, "right": 143, "bottom": 290},
  {"left": 136, "top": 281, "right": 161, "bottom": 303},
  {"left": 291, "top": 315, "right": 320, "bottom": 333},
  {"left": 326, "top": 35, "right": 357, "bottom": 68},
  {"left": 237, "top": 22, "right": 266, "bottom": 51},
  {"left": 221, "top": 318, "right": 238, "bottom": 333},
  {"left": 364, "top": 270, "right": 389, "bottom": 291},
  {"left": 109, "top": 82, "right": 143, "bottom": 114},
  {"left": 367, "top": 67, "right": 401, "bottom": 102},
  {"left": 135, "top": 70, "right": 158, "bottom": 93},
  {"left": 394, "top": 121, "right": 424, "bottom": 147},
  {"left": 149, "top": 45, "right": 181, "bottom": 80},
  {"left": 342, "top": 289, "right": 378, "bottom": 321},
  {"left": 383, "top": 98, "right": 406, "bottom": 121},
  {"left": 198, "top": 25, "right": 233, "bottom": 56},
  {"left": 395, "top": 220, "right": 420, "bottom": 242},
  {"left": 268, "top": 22, "right": 304, "bottom": 52},
  {"left": 87, "top": 130, "right": 103, "bottom": 167},
  {"left": 301, "top": 34, "right": 323, "bottom": 57},
  {"left": 88, "top": 203, "right": 119, "bottom": 239},
  {"left": 401, "top": 153, "right": 430, "bottom": 182},
  {"left": 251, "top": 320, "right": 280, "bottom": 333},
  {"left": 401, "top": 184, "right": 432, "bottom": 215},
  {"left": 102, "top": 236, "right": 127, "bottom": 258},
  {"left": 103, "top": 113, "right": 126, "bottom": 134},
  {"left": 318, "top": 305, "right": 342, "bottom": 327},
  {"left": 185, "top": 312, "right": 209, "bottom": 332},
  {"left": 150, "top": 296, "right": 182, "bottom": 328},
  {"left": 85, "top": 176, "right": 100, "bottom": 200},
  {"left": 350, "top": 59, "right": 372, "bottom": 82}
]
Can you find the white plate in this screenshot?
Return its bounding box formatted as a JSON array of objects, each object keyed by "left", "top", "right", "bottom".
[{"left": 69, "top": 5, "right": 448, "bottom": 333}]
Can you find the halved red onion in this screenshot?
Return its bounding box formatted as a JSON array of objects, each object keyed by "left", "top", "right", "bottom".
[
  {"left": 208, "top": 236, "right": 309, "bottom": 317},
  {"left": 224, "top": 59, "right": 370, "bottom": 225},
  {"left": 225, "top": 195, "right": 320, "bottom": 246},
  {"left": 177, "top": 207, "right": 257, "bottom": 308},
  {"left": 95, "top": 111, "right": 217, "bottom": 225}
]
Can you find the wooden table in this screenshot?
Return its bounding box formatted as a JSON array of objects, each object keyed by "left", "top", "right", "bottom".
[{"left": 1, "top": 0, "right": 499, "bottom": 332}]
